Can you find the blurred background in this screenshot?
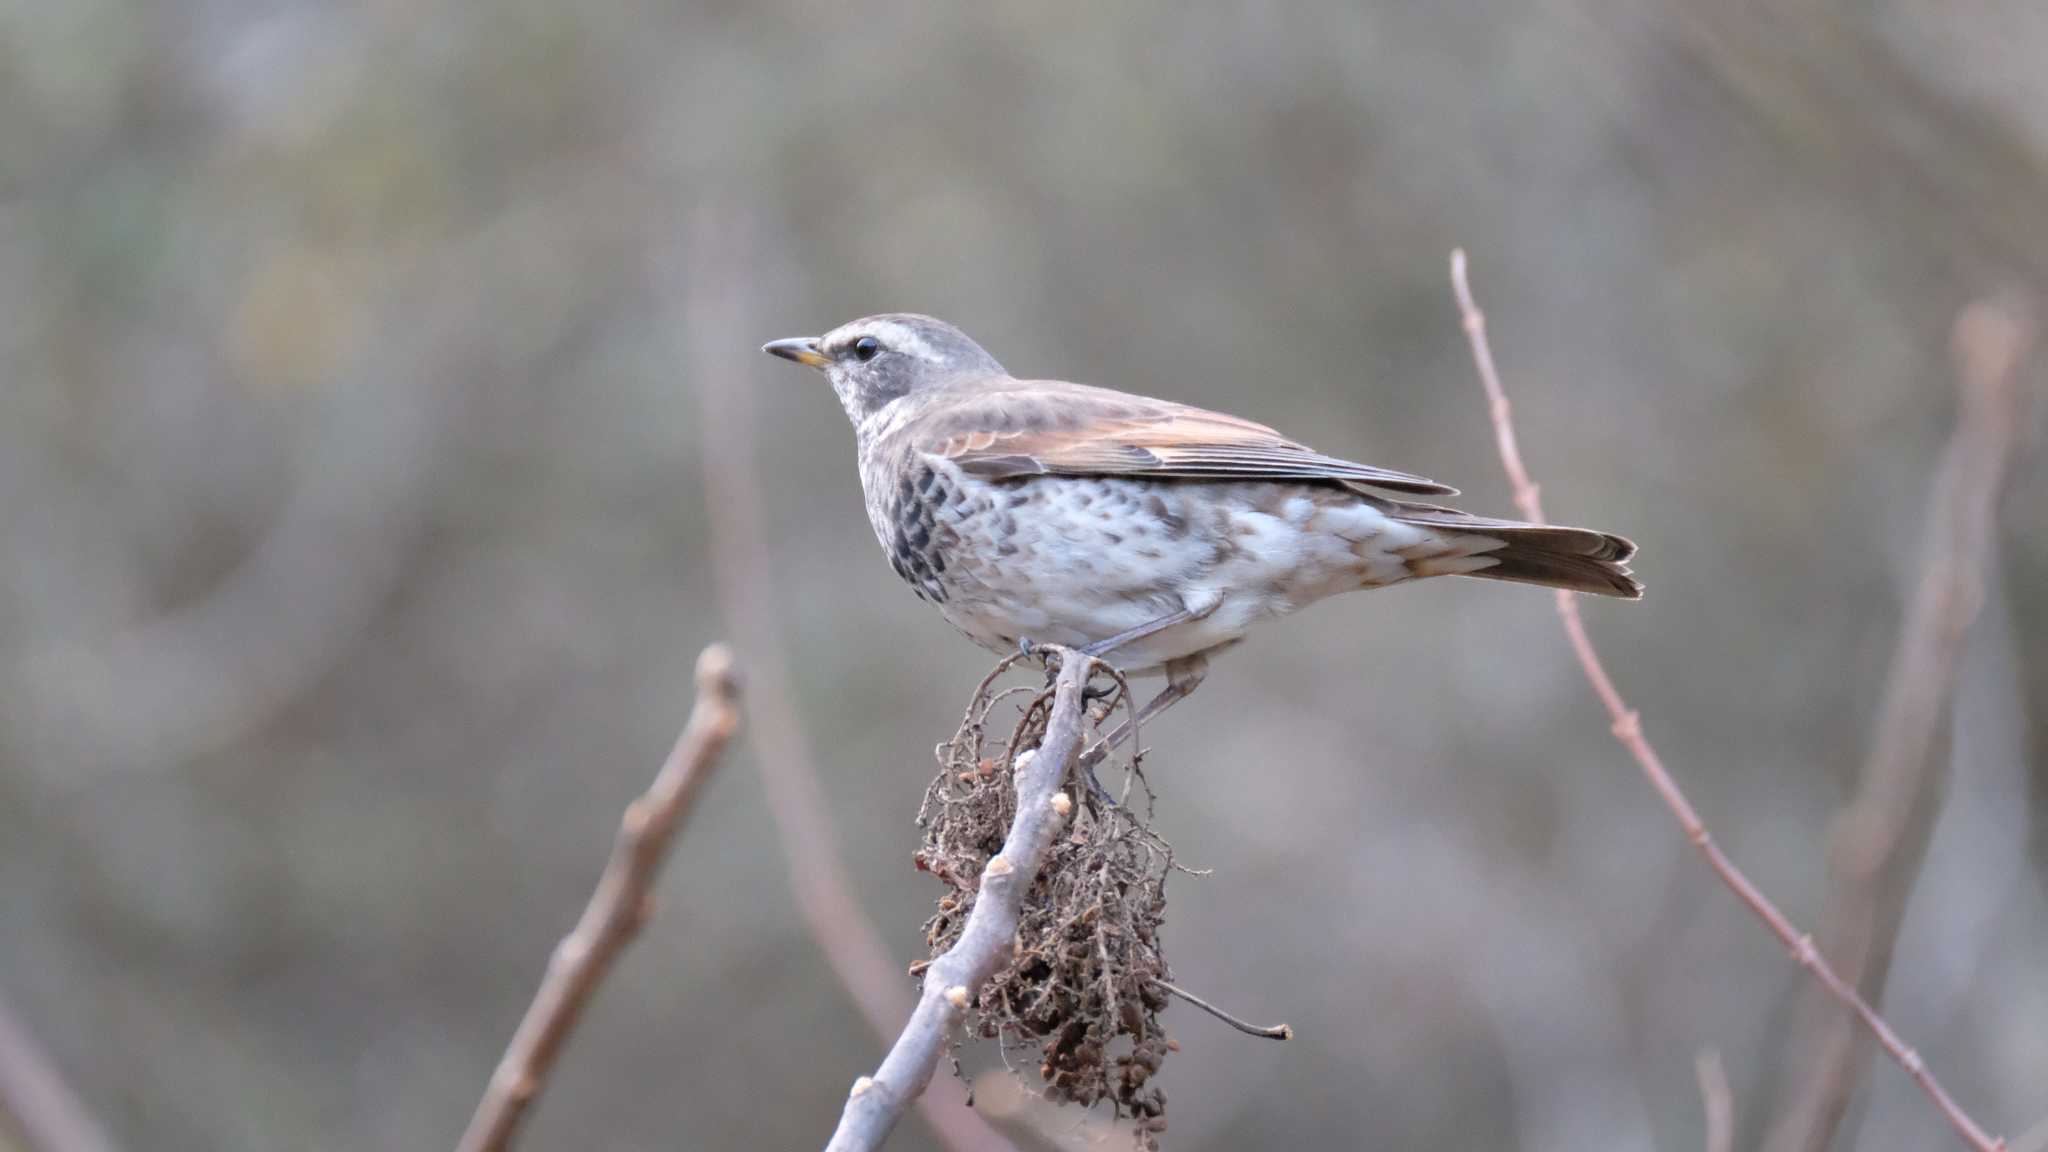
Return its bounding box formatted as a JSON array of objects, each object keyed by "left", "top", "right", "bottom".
[{"left": 1, "top": 3, "right": 2044, "bottom": 1150}]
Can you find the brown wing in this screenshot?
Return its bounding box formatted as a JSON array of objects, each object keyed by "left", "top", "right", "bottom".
[{"left": 918, "top": 379, "right": 1456, "bottom": 496}]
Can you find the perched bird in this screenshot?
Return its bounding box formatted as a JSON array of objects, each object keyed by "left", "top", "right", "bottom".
[{"left": 764, "top": 313, "right": 1637, "bottom": 742}]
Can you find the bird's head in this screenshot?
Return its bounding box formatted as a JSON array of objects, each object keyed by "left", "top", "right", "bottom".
[{"left": 762, "top": 313, "right": 1007, "bottom": 426}]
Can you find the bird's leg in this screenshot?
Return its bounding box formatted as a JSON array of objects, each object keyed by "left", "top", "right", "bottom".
[
  {"left": 1090, "top": 655, "right": 1208, "bottom": 759},
  {"left": 1023, "top": 591, "right": 1218, "bottom": 699},
  {"left": 1077, "top": 654, "right": 1209, "bottom": 803},
  {"left": 1077, "top": 590, "right": 1220, "bottom": 661}
]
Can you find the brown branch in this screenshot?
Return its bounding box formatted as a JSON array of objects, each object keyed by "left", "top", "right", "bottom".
[
  {"left": 1448, "top": 249, "right": 2011, "bottom": 1152},
  {"left": 822, "top": 652, "right": 1095, "bottom": 1152},
  {"left": 455, "top": 645, "right": 742, "bottom": 1152},
  {"left": 1696, "top": 1048, "right": 1733, "bottom": 1152},
  {"left": 678, "top": 207, "right": 1016, "bottom": 1152},
  {"left": 0, "top": 990, "right": 119, "bottom": 1152},
  {"left": 1764, "top": 293, "right": 2037, "bottom": 1152}
]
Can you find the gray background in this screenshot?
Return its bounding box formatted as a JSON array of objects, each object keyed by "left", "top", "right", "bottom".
[{"left": 1, "top": 3, "right": 2044, "bottom": 1150}]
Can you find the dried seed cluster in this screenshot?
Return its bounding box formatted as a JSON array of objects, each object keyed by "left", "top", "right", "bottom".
[{"left": 915, "top": 656, "right": 1184, "bottom": 1148}]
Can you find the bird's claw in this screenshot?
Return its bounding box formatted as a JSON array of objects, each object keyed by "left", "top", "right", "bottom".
[
  {"left": 1018, "top": 636, "right": 1057, "bottom": 672},
  {"left": 1018, "top": 636, "right": 1071, "bottom": 687}
]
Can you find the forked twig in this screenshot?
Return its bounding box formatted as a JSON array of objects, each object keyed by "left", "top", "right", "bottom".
[
  {"left": 457, "top": 645, "right": 742, "bottom": 1152},
  {"left": 1448, "top": 249, "right": 2008, "bottom": 1152}
]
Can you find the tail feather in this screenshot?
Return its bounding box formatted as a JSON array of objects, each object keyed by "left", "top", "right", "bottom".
[
  {"left": 1379, "top": 500, "right": 1642, "bottom": 599},
  {"left": 1463, "top": 528, "right": 1642, "bottom": 598}
]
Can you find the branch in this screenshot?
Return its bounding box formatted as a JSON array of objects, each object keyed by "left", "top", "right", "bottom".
[
  {"left": 677, "top": 207, "right": 1017, "bottom": 1152},
  {"left": 0, "top": 990, "right": 119, "bottom": 1152},
  {"left": 456, "top": 645, "right": 742, "bottom": 1152},
  {"left": 1764, "top": 293, "right": 2036, "bottom": 1152},
  {"left": 822, "top": 653, "right": 1095, "bottom": 1152},
  {"left": 1448, "top": 249, "right": 2010, "bottom": 1152}
]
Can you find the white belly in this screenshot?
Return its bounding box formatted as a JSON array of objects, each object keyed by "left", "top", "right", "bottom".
[{"left": 900, "top": 466, "right": 1450, "bottom": 673}]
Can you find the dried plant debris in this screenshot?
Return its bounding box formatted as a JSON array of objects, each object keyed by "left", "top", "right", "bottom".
[{"left": 916, "top": 653, "right": 1184, "bottom": 1148}]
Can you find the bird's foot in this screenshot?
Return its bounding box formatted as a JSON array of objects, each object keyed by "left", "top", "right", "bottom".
[
  {"left": 1017, "top": 636, "right": 1061, "bottom": 686},
  {"left": 1017, "top": 637, "right": 1114, "bottom": 705},
  {"left": 1021, "top": 637, "right": 1103, "bottom": 691},
  {"left": 1018, "top": 635, "right": 1064, "bottom": 670}
]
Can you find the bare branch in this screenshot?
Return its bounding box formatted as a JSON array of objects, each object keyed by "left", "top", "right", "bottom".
[
  {"left": 1696, "top": 1048, "right": 1733, "bottom": 1152},
  {"left": 1449, "top": 249, "right": 2011, "bottom": 1152},
  {"left": 0, "top": 990, "right": 119, "bottom": 1152},
  {"left": 677, "top": 208, "right": 1018, "bottom": 1152},
  {"left": 1764, "top": 292, "right": 2037, "bottom": 1152},
  {"left": 456, "top": 645, "right": 742, "bottom": 1152},
  {"left": 822, "top": 653, "right": 1095, "bottom": 1152}
]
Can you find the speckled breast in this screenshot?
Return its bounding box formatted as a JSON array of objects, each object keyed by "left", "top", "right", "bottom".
[{"left": 869, "top": 455, "right": 965, "bottom": 606}]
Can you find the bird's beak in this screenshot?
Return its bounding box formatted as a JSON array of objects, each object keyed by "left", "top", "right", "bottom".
[{"left": 761, "top": 336, "right": 830, "bottom": 369}]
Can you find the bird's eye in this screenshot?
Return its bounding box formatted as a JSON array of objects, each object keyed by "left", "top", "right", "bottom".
[{"left": 852, "top": 335, "right": 882, "bottom": 362}]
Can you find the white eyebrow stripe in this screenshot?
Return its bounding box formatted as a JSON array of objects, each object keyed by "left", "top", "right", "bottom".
[{"left": 851, "top": 319, "right": 938, "bottom": 362}]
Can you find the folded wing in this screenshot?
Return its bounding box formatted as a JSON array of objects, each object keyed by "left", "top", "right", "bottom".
[{"left": 923, "top": 379, "right": 1457, "bottom": 497}]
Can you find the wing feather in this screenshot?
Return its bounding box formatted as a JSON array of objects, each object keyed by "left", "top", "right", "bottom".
[{"left": 920, "top": 379, "right": 1456, "bottom": 496}]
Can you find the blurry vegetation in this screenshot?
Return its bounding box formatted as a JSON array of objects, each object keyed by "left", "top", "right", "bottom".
[{"left": 0, "top": 3, "right": 2043, "bottom": 1150}]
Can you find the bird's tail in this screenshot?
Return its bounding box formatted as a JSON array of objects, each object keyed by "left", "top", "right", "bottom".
[{"left": 1380, "top": 500, "right": 1642, "bottom": 599}]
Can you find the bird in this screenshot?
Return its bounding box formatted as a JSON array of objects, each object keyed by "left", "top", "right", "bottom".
[{"left": 763, "top": 312, "right": 1638, "bottom": 749}]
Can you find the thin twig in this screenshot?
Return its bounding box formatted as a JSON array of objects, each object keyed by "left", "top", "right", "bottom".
[
  {"left": 1155, "top": 981, "right": 1292, "bottom": 1041},
  {"left": 678, "top": 208, "right": 1016, "bottom": 1152},
  {"left": 456, "top": 645, "right": 742, "bottom": 1152},
  {"left": 1448, "top": 249, "right": 2009, "bottom": 1152},
  {"left": 1696, "top": 1048, "right": 1734, "bottom": 1152},
  {"left": 0, "top": 990, "right": 119, "bottom": 1152},
  {"left": 822, "top": 652, "right": 1095, "bottom": 1152},
  {"left": 1765, "top": 292, "right": 2037, "bottom": 1152}
]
